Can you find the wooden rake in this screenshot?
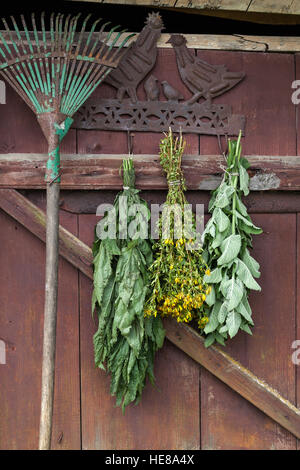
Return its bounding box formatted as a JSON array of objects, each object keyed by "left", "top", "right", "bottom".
[{"left": 0, "top": 12, "right": 133, "bottom": 449}]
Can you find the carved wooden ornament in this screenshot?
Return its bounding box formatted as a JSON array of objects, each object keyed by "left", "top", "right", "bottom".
[{"left": 73, "top": 13, "right": 246, "bottom": 136}]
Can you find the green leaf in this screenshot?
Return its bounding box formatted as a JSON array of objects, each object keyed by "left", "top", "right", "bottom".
[
  {"left": 93, "top": 243, "right": 113, "bottom": 306},
  {"left": 242, "top": 248, "right": 261, "bottom": 278},
  {"left": 240, "top": 157, "right": 251, "bottom": 170},
  {"left": 214, "top": 182, "right": 235, "bottom": 209},
  {"left": 236, "top": 299, "right": 254, "bottom": 325},
  {"left": 226, "top": 310, "right": 242, "bottom": 338},
  {"left": 239, "top": 165, "right": 250, "bottom": 196},
  {"left": 204, "top": 267, "right": 222, "bottom": 284},
  {"left": 240, "top": 322, "right": 253, "bottom": 335},
  {"left": 235, "top": 211, "right": 263, "bottom": 234},
  {"left": 202, "top": 215, "right": 215, "bottom": 240},
  {"left": 224, "top": 277, "right": 244, "bottom": 310},
  {"left": 214, "top": 331, "right": 226, "bottom": 346},
  {"left": 218, "top": 301, "right": 229, "bottom": 323},
  {"left": 236, "top": 259, "right": 261, "bottom": 291},
  {"left": 236, "top": 196, "right": 248, "bottom": 217},
  {"left": 217, "top": 234, "right": 241, "bottom": 266},
  {"left": 204, "top": 333, "right": 215, "bottom": 348},
  {"left": 204, "top": 300, "right": 222, "bottom": 333},
  {"left": 205, "top": 285, "right": 216, "bottom": 307},
  {"left": 152, "top": 316, "right": 165, "bottom": 349},
  {"left": 214, "top": 207, "right": 230, "bottom": 232},
  {"left": 211, "top": 226, "right": 229, "bottom": 250},
  {"left": 220, "top": 270, "right": 230, "bottom": 297},
  {"left": 208, "top": 190, "right": 217, "bottom": 212},
  {"left": 219, "top": 324, "right": 228, "bottom": 334}
]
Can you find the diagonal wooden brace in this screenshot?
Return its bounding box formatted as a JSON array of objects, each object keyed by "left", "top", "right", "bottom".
[{"left": 0, "top": 188, "right": 299, "bottom": 439}]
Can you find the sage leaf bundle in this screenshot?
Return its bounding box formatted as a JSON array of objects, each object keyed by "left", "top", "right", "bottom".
[
  {"left": 93, "top": 158, "right": 165, "bottom": 411},
  {"left": 202, "top": 132, "right": 262, "bottom": 347}
]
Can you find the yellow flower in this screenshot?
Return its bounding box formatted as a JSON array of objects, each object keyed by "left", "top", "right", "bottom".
[
  {"left": 170, "top": 264, "right": 174, "bottom": 270},
  {"left": 202, "top": 294, "right": 206, "bottom": 301},
  {"left": 205, "top": 269, "right": 211, "bottom": 276}
]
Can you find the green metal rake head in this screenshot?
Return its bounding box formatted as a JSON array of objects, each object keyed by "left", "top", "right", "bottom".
[{"left": 0, "top": 12, "right": 134, "bottom": 181}]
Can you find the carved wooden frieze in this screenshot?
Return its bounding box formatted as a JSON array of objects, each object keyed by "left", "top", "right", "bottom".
[{"left": 73, "top": 13, "right": 246, "bottom": 136}]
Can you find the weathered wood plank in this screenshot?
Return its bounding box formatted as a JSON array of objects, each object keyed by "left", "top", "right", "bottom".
[
  {"left": 69, "top": 0, "right": 300, "bottom": 17},
  {"left": 297, "top": 213, "right": 300, "bottom": 450},
  {"left": 78, "top": 213, "right": 200, "bottom": 450},
  {"left": 165, "top": 317, "right": 300, "bottom": 441},
  {"left": 3, "top": 28, "right": 300, "bottom": 52},
  {"left": 248, "top": 0, "right": 300, "bottom": 15},
  {"left": 199, "top": 51, "right": 296, "bottom": 156},
  {"left": 201, "top": 213, "right": 297, "bottom": 449},
  {"left": 175, "top": 0, "right": 250, "bottom": 9},
  {"left": 1, "top": 189, "right": 300, "bottom": 440},
  {"left": 0, "top": 203, "right": 80, "bottom": 449},
  {"left": 0, "top": 80, "right": 76, "bottom": 155},
  {"left": 0, "top": 154, "right": 300, "bottom": 190},
  {"left": 0, "top": 189, "right": 92, "bottom": 279},
  {"left": 24, "top": 189, "right": 300, "bottom": 215}
]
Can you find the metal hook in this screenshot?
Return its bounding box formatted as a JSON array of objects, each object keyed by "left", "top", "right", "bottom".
[{"left": 127, "top": 130, "right": 134, "bottom": 156}]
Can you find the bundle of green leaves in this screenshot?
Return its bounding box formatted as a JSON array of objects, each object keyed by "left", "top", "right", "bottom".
[
  {"left": 92, "top": 158, "right": 165, "bottom": 411},
  {"left": 202, "top": 132, "right": 262, "bottom": 347}
]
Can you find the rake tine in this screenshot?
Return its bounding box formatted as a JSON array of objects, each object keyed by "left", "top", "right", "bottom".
[
  {"left": 2, "top": 17, "right": 43, "bottom": 113},
  {"left": 58, "top": 14, "right": 72, "bottom": 97},
  {"left": 9, "top": 16, "right": 39, "bottom": 105},
  {"left": 60, "top": 13, "right": 83, "bottom": 109},
  {"left": 41, "top": 12, "right": 51, "bottom": 98},
  {"left": 32, "top": 13, "right": 48, "bottom": 99},
  {"left": 58, "top": 14, "right": 78, "bottom": 99},
  {"left": 21, "top": 14, "right": 45, "bottom": 99},
  {"left": 82, "top": 17, "right": 102, "bottom": 58},
  {"left": 104, "top": 29, "right": 130, "bottom": 63},
  {"left": 60, "top": 14, "right": 95, "bottom": 113},
  {"left": 54, "top": 13, "right": 64, "bottom": 101},
  {"left": 69, "top": 67, "right": 110, "bottom": 114},
  {"left": 108, "top": 36, "right": 134, "bottom": 68},
  {"left": 62, "top": 18, "right": 104, "bottom": 114},
  {"left": 95, "top": 23, "right": 119, "bottom": 60},
  {"left": 65, "top": 24, "right": 127, "bottom": 114},
  {"left": 1, "top": 17, "right": 17, "bottom": 59}
]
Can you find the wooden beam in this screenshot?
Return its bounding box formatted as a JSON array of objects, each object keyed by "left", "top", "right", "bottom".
[
  {"left": 0, "top": 188, "right": 300, "bottom": 439},
  {"left": 68, "top": 0, "right": 300, "bottom": 17},
  {"left": 165, "top": 318, "right": 300, "bottom": 440},
  {"left": 0, "top": 154, "right": 299, "bottom": 190},
  {"left": 3, "top": 29, "right": 300, "bottom": 52},
  {"left": 0, "top": 189, "right": 92, "bottom": 279}
]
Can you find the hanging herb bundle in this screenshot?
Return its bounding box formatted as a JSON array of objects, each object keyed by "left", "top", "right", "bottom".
[
  {"left": 202, "top": 131, "right": 262, "bottom": 347},
  {"left": 92, "top": 158, "right": 165, "bottom": 412},
  {"left": 145, "top": 129, "right": 210, "bottom": 328}
]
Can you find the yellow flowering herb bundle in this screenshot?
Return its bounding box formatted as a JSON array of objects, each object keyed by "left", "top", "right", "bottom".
[{"left": 145, "top": 129, "right": 210, "bottom": 326}]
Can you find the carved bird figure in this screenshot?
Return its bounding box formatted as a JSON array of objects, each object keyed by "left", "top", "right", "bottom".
[
  {"left": 144, "top": 75, "right": 160, "bottom": 101},
  {"left": 161, "top": 80, "right": 184, "bottom": 102},
  {"left": 105, "top": 12, "right": 164, "bottom": 102},
  {"left": 167, "top": 34, "right": 245, "bottom": 105}
]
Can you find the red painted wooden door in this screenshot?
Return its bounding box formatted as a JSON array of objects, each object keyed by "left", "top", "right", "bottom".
[{"left": 0, "top": 48, "right": 300, "bottom": 450}]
